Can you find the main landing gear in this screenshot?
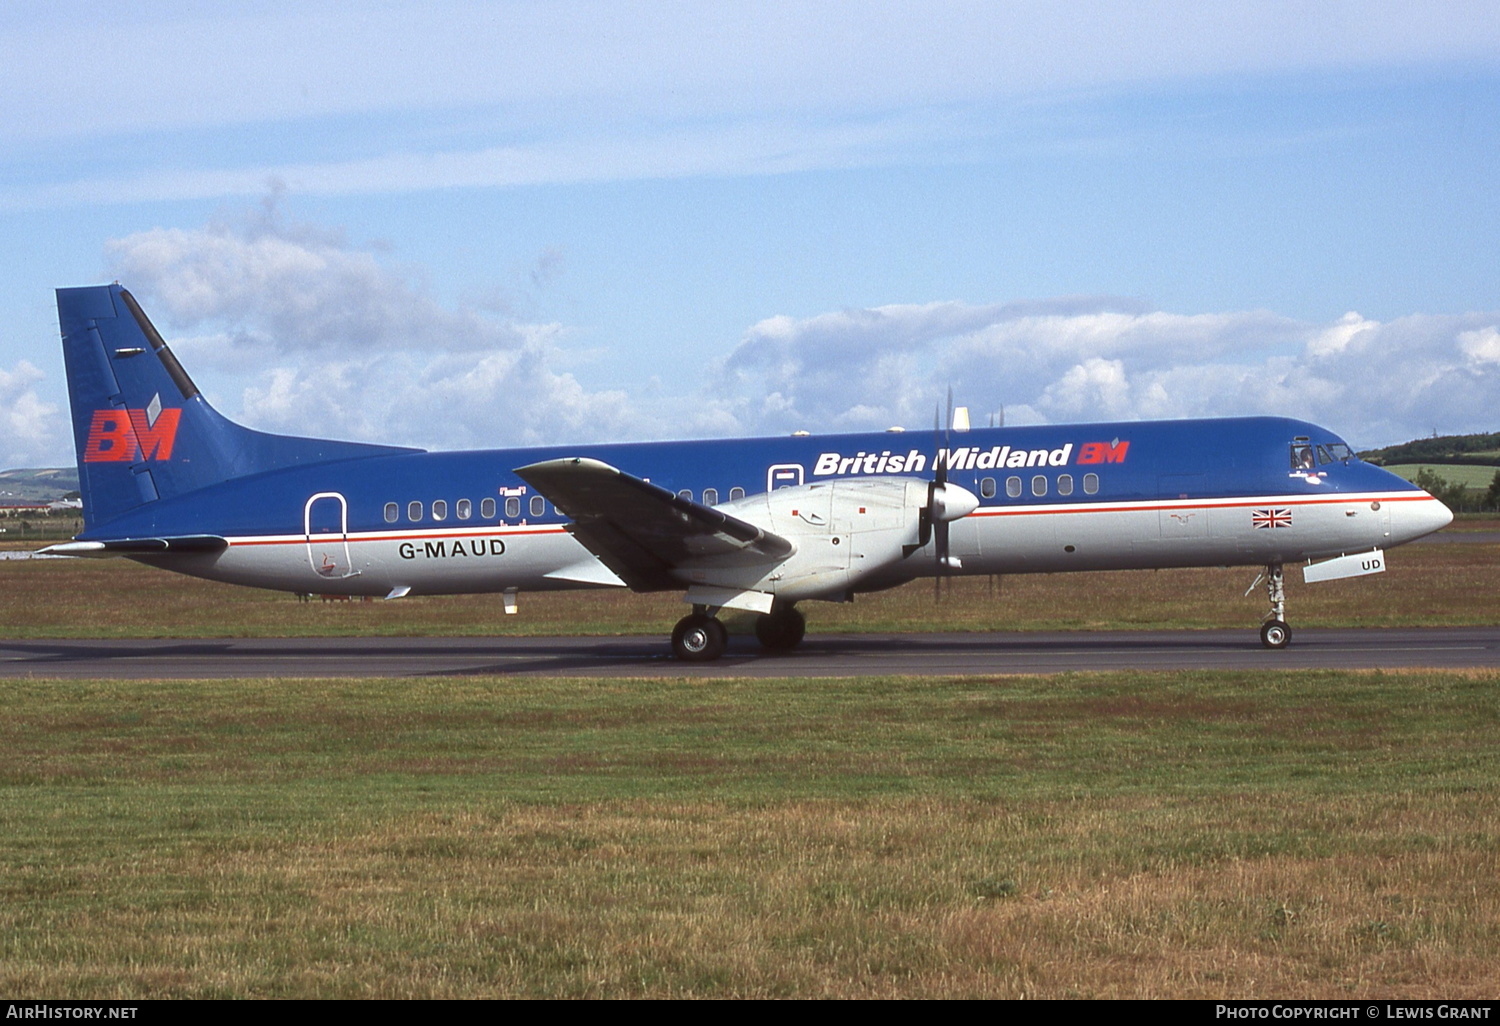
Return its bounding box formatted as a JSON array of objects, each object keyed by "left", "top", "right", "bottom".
[
  {"left": 670, "top": 604, "right": 808, "bottom": 661},
  {"left": 754, "top": 605, "right": 806, "bottom": 652},
  {"left": 1256, "top": 564, "right": 1292, "bottom": 650},
  {"left": 671, "top": 611, "right": 728, "bottom": 662}
]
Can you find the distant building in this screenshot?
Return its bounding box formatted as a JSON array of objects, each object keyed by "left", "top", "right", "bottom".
[{"left": 0, "top": 502, "right": 55, "bottom": 517}]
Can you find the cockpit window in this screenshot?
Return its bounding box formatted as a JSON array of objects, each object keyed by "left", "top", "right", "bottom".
[{"left": 1294, "top": 437, "right": 1355, "bottom": 471}]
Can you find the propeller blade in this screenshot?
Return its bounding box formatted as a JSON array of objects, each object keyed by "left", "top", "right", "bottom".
[{"left": 934, "top": 388, "right": 956, "bottom": 599}]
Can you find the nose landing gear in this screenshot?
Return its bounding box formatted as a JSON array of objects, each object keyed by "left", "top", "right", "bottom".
[{"left": 1255, "top": 564, "right": 1292, "bottom": 649}]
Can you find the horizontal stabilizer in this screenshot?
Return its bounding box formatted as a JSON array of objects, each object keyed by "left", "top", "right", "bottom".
[
  {"left": 39, "top": 535, "right": 228, "bottom": 558},
  {"left": 515, "top": 457, "right": 793, "bottom": 591}
]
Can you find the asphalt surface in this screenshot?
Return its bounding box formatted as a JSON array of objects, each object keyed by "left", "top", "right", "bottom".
[
  {"left": 3, "top": 626, "right": 1499, "bottom": 678},
  {"left": 4, "top": 526, "right": 1494, "bottom": 679}
]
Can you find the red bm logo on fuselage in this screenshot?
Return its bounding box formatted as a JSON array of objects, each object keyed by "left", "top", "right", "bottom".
[
  {"left": 1077, "top": 440, "right": 1130, "bottom": 464},
  {"left": 83, "top": 409, "right": 182, "bottom": 463}
]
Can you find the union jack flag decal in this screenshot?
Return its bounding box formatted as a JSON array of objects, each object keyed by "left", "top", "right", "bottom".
[{"left": 1252, "top": 508, "right": 1293, "bottom": 529}]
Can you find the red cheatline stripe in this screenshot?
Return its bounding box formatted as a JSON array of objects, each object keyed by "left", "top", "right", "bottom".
[
  {"left": 222, "top": 492, "right": 1434, "bottom": 545},
  {"left": 230, "top": 525, "right": 569, "bottom": 547},
  {"left": 970, "top": 493, "right": 1431, "bottom": 518}
]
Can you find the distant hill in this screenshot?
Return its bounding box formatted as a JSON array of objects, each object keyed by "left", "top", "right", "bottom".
[
  {"left": 0, "top": 467, "right": 81, "bottom": 503},
  {"left": 1359, "top": 432, "right": 1500, "bottom": 468}
]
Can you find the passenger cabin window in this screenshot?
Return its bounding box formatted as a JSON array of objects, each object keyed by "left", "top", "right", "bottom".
[
  {"left": 1057, "top": 474, "right": 1073, "bottom": 496},
  {"left": 384, "top": 502, "right": 398, "bottom": 523},
  {"left": 1032, "top": 475, "right": 1047, "bottom": 497},
  {"left": 480, "top": 497, "right": 496, "bottom": 518},
  {"left": 677, "top": 489, "right": 692, "bottom": 502},
  {"left": 407, "top": 501, "right": 423, "bottom": 522},
  {"left": 980, "top": 477, "right": 996, "bottom": 499},
  {"left": 702, "top": 488, "right": 719, "bottom": 505},
  {"left": 457, "top": 498, "right": 472, "bottom": 520},
  {"left": 432, "top": 499, "right": 447, "bottom": 521},
  {"left": 505, "top": 496, "right": 520, "bottom": 518},
  {"left": 1083, "top": 473, "right": 1099, "bottom": 495},
  {"left": 729, "top": 487, "right": 745, "bottom": 501},
  {"left": 530, "top": 495, "right": 545, "bottom": 517},
  {"left": 1006, "top": 476, "right": 1022, "bottom": 498}
]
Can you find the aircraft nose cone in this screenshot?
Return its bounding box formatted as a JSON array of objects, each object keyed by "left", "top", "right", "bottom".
[
  {"left": 1392, "top": 494, "right": 1454, "bottom": 545},
  {"left": 1423, "top": 495, "right": 1455, "bottom": 534},
  {"left": 932, "top": 482, "right": 980, "bottom": 522}
]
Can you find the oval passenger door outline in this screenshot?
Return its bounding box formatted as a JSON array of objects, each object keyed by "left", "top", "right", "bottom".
[{"left": 304, "top": 492, "right": 358, "bottom": 579}]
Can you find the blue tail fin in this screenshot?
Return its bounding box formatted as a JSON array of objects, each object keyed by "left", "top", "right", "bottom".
[{"left": 57, "top": 283, "right": 419, "bottom": 531}]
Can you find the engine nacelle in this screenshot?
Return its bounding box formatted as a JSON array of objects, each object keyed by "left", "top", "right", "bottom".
[{"left": 676, "top": 476, "right": 979, "bottom": 602}]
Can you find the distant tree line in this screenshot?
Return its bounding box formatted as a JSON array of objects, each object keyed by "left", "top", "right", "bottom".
[
  {"left": 1414, "top": 467, "right": 1500, "bottom": 514},
  {"left": 1361, "top": 431, "right": 1500, "bottom": 467}
]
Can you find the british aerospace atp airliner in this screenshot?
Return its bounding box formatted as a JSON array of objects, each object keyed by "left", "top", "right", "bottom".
[{"left": 43, "top": 284, "right": 1453, "bottom": 660}]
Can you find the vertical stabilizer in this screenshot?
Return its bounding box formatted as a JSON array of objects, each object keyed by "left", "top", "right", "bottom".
[{"left": 56, "top": 283, "right": 419, "bottom": 531}]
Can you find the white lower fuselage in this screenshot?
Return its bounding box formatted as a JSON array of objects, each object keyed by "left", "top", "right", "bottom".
[{"left": 148, "top": 485, "right": 1449, "bottom": 600}]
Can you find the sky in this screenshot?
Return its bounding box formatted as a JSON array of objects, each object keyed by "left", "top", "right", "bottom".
[{"left": 2, "top": 1, "right": 1499, "bottom": 468}]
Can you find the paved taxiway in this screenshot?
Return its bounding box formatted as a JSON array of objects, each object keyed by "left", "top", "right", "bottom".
[{"left": 3, "top": 627, "right": 1499, "bottom": 678}]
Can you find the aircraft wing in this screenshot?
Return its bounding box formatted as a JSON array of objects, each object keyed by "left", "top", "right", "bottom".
[{"left": 514, "top": 457, "right": 793, "bottom": 591}]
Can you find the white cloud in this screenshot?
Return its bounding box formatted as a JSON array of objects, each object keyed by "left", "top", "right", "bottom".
[
  {"left": 7, "top": 2, "right": 1499, "bottom": 144},
  {"left": 1, "top": 205, "right": 1485, "bottom": 470},
  {"left": 2, "top": 114, "right": 970, "bottom": 212},
  {"left": 710, "top": 300, "right": 1500, "bottom": 447},
  {"left": 1307, "top": 311, "right": 1379, "bottom": 358},
  {"left": 1038, "top": 358, "right": 1134, "bottom": 419},
  {"left": 104, "top": 212, "right": 644, "bottom": 451},
  {"left": 0, "top": 360, "right": 61, "bottom": 468},
  {"left": 3, "top": 2, "right": 1498, "bottom": 210},
  {"left": 1459, "top": 326, "right": 1500, "bottom": 365}
]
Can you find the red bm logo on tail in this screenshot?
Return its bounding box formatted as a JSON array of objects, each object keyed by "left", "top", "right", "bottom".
[{"left": 83, "top": 409, "right": 182, "bottom": 462}]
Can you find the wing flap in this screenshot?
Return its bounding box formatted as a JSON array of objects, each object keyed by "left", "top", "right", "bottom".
[{"left": 514, "top": 457, "right": 792, "bottom": 591}]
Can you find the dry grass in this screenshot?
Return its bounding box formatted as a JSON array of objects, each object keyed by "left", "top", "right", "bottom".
[
  {"left": 0, "top": 671, "right": 1496, "bottom": 998},
  {"left": 3, "top": 533, "right": 1498, "bottom": 638},
  {"left": 3, "top": 522, "right": 1495, "bottom": 998},
  {"left": 9, "top": 797, "right": 1494, "bottom": 999}
]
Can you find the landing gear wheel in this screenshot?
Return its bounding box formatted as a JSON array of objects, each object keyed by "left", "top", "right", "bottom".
[
  {"left": 755, "top": 607, "right": 807, "bottom": 653},
  {"left": 672, "top": 613, "right": 728, "bottom": 662},
  {"left": 1255, "top": 564, "right": 1291, "bottom": 650}
]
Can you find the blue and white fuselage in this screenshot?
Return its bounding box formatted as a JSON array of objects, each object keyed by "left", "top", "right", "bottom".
[{"left": 46, "top": 284, "right": 1452, "bottom": 659}]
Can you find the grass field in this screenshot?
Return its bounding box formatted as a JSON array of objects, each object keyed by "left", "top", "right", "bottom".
[
  {"left": 3, "top": 530, "right": 1496, "bottom": 998},
  {"left": 1, "top": 670, "right": 1496, "bottom": 998},
  {"left": 3, "top": 526, "right": 1499, "bottom": 639},
  {"left": 1386, "top": 465, "right": 1500, "bottom": 490}
]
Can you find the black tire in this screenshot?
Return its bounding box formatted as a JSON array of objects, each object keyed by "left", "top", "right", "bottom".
[
  {"left": 672, "top": 613, "right": 728, "bottom": 662},
  {"left": 1260, "top": 619, "right": 1291, "bottom": 650},
  {"left": 755, "top": 607, "right": 807, "bottom": 652}
]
